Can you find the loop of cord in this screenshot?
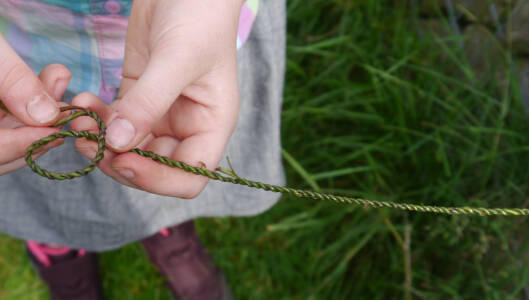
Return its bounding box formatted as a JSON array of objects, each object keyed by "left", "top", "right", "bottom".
[
  {"left": 25, "top": 106, "right": 106, "bottom": 180},
  {"left": 24, "top": 106, "right": 529, "bottom": 216}
]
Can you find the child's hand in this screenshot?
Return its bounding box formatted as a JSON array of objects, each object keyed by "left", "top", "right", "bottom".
[
  {"left": 0, "top": 35, "right": 70, "bottom": 175},
  {"left": 71, "top": 0, "right": 243, "bottom": 198}
]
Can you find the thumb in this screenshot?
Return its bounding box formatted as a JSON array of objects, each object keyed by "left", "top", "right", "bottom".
[
  {"left": 105, "top": 50, "right": 200, "bottom": 151},
  {"left": 0, "top": 34, "right": 60, "bottom": 125}
]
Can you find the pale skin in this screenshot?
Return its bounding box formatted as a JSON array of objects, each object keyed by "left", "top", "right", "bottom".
[
  {"left": 0, "top": 0, "right": 243, "bottom": 199},
  {"left": 0, "top": 34, "right": 70, "bottom": 175}
]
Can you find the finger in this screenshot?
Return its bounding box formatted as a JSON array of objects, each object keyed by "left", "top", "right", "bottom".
[
  {"left": 75, "top": 133, "right": 155, "bottom": 189},
  {"left": 71, "top": 92, "right": 153, "bottom": 187},
  {"left": 70, "top": 92, "right": 114, "bottom": 134},
  {"left": 38, "top": 64, "right": 72, "bottom": 101},
  {"left": 0, "top": 35, "right": 60, "bottom": 125},
  {"left": 0, "top": 150, "right": 48, "bottom": 175},
  {"left": 0, "top": 101, "right": 70, "bottom": 129},
  {"left": 0, "top": 112, "right": 24, "bottom": 128},
  {"left": 0, "top": 101, "right": 69, "bottom": 130},
  {"left": 56, "top": 102, "right": 73, "bottom": 126},
  {"left": 110, "top": 131, "right": 229, "bottom": 198},
  {"left": 0, "top": 126, "right": 62, "bottom": 165},
  {"left": 75, "top": 139, "right": 133, "bottom": 186},
  {"left": 105, "top": 46, "right": 205, "bottom": 152},
  {"left": 70, "top": 93, "right": 120, "bottom": 180}
]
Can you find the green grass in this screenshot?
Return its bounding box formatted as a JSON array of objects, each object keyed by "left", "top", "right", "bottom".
[{"left": 3, "top": 0, "right": 529, "bottom": 299}]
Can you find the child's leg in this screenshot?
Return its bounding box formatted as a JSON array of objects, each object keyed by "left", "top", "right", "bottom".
[
  {"left": 25, "top": 221, "right": 229, "bottom": 300},
  {"left": 142, "top": 220, "right": 231, "bottom": 300},
  {"left": 26, "top": 241, "right": 104, "bottom": 300}
]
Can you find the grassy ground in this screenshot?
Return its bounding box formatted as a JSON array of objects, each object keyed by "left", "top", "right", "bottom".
[{"left": 3, "top": 0, "right": 529, "bottom": 299}]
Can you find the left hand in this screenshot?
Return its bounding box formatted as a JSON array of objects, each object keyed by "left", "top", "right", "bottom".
[
  {"left": 71, "top": 0, "right": 243, "bottom": 198},
  {"left": 0, "top": 63, "right": 71, "bottom": 175}
]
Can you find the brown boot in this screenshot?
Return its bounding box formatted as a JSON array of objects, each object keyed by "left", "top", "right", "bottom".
[
  {"left": 141, "top": 221, "right": 232, "bottom": 300},
  {"left": 26, "top": 242, "right": 105, "bottom": 300}
]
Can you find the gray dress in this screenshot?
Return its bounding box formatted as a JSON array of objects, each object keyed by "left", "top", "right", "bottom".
[{"left": 0, "top": 1, "right": 286, "bottom": 251}]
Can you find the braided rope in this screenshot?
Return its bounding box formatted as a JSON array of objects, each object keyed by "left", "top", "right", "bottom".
[
  {"left": 23, "top": 106, "right": 529, "bottom": 216},
  {"left": 25, "top": 106, "right": 106, "bottom": 180}
]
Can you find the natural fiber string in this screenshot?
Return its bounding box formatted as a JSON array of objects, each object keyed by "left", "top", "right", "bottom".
[{"left": 22, "top": 106, "right": 529, "bottom": 216}]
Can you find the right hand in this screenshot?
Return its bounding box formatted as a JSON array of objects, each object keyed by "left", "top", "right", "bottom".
[{"left": 0, "top": 34, "right": 70, "bottom": 175}]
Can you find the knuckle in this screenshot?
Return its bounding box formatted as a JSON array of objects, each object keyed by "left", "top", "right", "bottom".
[
  {"left": 132, "top": 88, "right": 166, "bottom": 124},
  {"left": 0, "top": 62, "right": 33, "bottom": 99}
]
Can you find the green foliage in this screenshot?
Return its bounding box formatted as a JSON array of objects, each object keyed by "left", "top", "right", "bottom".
[{"left": 2, "top": 0, "right": 529, "bottom": 299}]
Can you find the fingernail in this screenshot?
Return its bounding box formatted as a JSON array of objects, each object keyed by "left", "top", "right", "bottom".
[
  {"left": 27, "top": 93, "right": 59, "bottom": 123},
  {"left": 84, "top": 150, "right": 97, "bottom": 159},
  {"left": 53, "top": 79, "right": 69, "bottom": 100},
  {"left": 106, "top": 118, "right": 135, "bottom": 149},
  {"left": 114, "top": 168, "right": 135, "bottom": 179}
]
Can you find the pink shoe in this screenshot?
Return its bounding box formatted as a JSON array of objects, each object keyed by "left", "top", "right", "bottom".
[{"left": 26, "top": 241, "right": 105, "bottom": 300}]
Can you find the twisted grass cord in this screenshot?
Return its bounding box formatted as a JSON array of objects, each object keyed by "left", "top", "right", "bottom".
[{"left": 23, "top": 106, "right": 529, "bottom": 216}]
